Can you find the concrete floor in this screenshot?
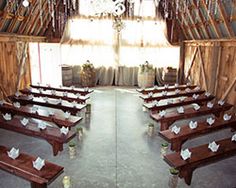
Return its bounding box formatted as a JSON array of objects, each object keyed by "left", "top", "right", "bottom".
[{"left": 0, "top": 86, "right": 235, "bottom": 188}]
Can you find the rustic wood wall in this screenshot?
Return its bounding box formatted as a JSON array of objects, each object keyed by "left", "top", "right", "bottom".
[
  {"left": 0, "top": 41, "right": 31, "bottom": 100},
  {"left": 183, "top": 39, "right": 236, "bottom": 109}
]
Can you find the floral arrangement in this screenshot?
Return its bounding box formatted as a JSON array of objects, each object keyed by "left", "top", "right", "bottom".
[
  {"left": 82, "top": 60, "right": 94, "bottom": 70},
  {"left": 139, "top": 61, "right": 154, "bottom": 73}
]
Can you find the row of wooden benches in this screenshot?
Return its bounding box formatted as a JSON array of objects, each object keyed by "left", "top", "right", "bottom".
[
  {"left": 0, "top": 84, "right": 94, "bottom": 188},
  {"left": 138, "top": 84, "right": 236, "bottom": 185}
]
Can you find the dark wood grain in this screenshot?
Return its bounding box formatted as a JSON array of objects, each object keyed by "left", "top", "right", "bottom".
[
  {"left": 0, "top": 145, "right": 63, "bottom": 188},
  {"left": 140, "top": 89, "right": 205, "bottom": 103},
  {"left": 164, "top": 138, "right": 236, "bottom": 185},
  {"left": 137, "top": 85, "right": 197, "bottom": 94},
  {"left": 159, "top": 116, "right": 236, "bottom": 151},
  {"left": 30, "top": 84, "right": 93, "bottom": 96},
  {"left": 0, "top": 116, "right": 76, "bottom": 156},
  {"left": 9, "top": 95, "right": 86, "bottom": 115},
  {"left": 0, "top": 103, "right": 82, "bottom": 128},
  {"left": 150, "top": 102, "right": 233, "bottom": 131},
  {"left": 20, "top": 88, "right": 89, "bottom": 104}
]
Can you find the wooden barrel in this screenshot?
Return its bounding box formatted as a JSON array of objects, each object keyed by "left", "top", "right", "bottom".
[
  {"left": 163, "top": 67, "right": 177, "bottom": 84},
  {"left": 138, "top": 71, "right": 155, "bottom": 88},
  {"left": 62, "top": 65, "right": 72, "bottom": 86}
]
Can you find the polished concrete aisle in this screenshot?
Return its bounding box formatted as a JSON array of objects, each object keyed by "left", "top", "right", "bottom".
[{"left": 0, "top": 87, "right": 236, "bottom": 188}]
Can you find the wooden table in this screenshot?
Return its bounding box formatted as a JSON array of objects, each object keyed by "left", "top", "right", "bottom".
[
  {"left": 150, "top": 103, "right": 233, "bottom": 131},
  {"left": 30, "top": 84, "right": 93, "bottom": 96},
  {"left": 137, "top": 84, "right": 197, "bottom": 94},
  {"left": 0, "top": 145, "right": 63, "bottom": 188},
  {"left": 9, "top": 95, "right": 86, "bottom": 115},
  {"left": 20, "top": 88, "right": 89, "bottom": 104},
  {"left": 140, "top": 89, "right": 205, "bottom": 103},
  {"left": 159, "top": 116, "right": 236, "bottom": 151},
  {"left": 0, "top": 103, "right": 82, "bottom": 128},
  {"left": 143, "top": 94, "right": 215, "bottom": 113},
  {"left": 0, "top": 116, "right": 76, "bottom": 156},
  {"left": 164, "top": 138, "right": 236, "bottom": 185}
]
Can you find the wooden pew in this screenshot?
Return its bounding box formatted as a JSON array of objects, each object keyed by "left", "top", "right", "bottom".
[
  {"left": 140, "top": 89, "right": 205, "bottom": 103},
  {"left": 0, "top": 103, "right": 82, "bottom": 128},
  {"left": 164, "top": 137, "right": 236, "bottom": 185},
  {"left": 137, "top": 84, "right": 197, "bottom": 95},
  {"left": 0, "top": 145, "right": 63, "bottom": 188},
  {"left": 159, "top": 116, "right": 236, "bottom": 152},
  {"left": 9, "top": 95, "right": 86, "bottom": 115},
  {"left": 143, "top": 94, "right": 215, "bottom": 113},
  {"left": 0, "top": 116, "right": 76, "bottom": 156},
  {"left": 20, "top": 88, "right": 89, "bottom": 104},
  {"left": 150, "top": 102, "right": 232, "bottom": 131},
  {"left": 30, "top": 84, "right": 93, "bottom": 96}
]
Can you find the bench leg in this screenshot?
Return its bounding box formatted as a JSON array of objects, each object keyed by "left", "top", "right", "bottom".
[
  {"left": 31, "top": 182, "right": 47, "bottom": 188},
  {"left": 47, "top": 140, "right": 63, "bottom": 156},
  {"left": 179, "top": 167, "right": 193, "bottom": 185},
  {"left": 171, "top": 139, "right": 187, "bottom": 152},
  {"left": 160, "top": 121, "right": 174, "bottom": 131}
]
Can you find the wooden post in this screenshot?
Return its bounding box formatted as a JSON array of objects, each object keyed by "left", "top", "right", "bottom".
[
  {"left": 221, "top": 77, "right": 236, "bottom": 101},
  {"left": 198, "top": 46, "right": 208, "bottom": 91},
  {"left": 178, "top": 42, "right": 185, "bottom": 84},
  {"left": 214, "top": 46, "right": 222, "bottom": 95},
  {"left": 186, "top": 47, "right": 198, "bottom": 81}
]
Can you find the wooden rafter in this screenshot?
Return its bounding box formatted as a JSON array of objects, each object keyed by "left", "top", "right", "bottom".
[
  {"left": 192, "top": 0, "right": 210, "bottom": 39},
  {"left": 186, "top": 47, "right": 198, "bottom": 81},
  {"left": 217, "top": 1, "right": 235, "bottom": 37},
  {"left": 17, "top": 0, "right": 38, "bottom": 35},
  {"left": 0, "top": 2, "right": 15, "bottom": 30},
  {"left": 201, "top": 0, "right": 222, "bottom": 38},
  {"left": 186, "top": 8, "right": 202, "bottom": 39},
  {"left": 198, "top": 46, "right": 208, "bottom": 90}
]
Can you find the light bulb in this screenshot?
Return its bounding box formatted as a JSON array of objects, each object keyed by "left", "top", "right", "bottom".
[{"left": 22, "top": 0, "right": 29, "bottom": 7}]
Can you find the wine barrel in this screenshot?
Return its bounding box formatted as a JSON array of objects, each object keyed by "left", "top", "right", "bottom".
[
  {"left": 62, "top": 65, "right": 72, "bottom": 86},
  {"left": 163, "top": 67, "right": 177, "bottom": 84},
  {"left": 138, "top": 71, "right": 155, "bottom": 88}
]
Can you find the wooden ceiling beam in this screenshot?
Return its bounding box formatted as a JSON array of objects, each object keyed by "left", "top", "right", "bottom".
[
  {"left": 24, "top": 0, "right": 48, "bottom": 35},
  {"left": 177, "top": 20, "right": 190, "bottom": 40},
  {"left": 201, "top": 0, "right": 222, "bottom": 38},
  {"left": 0, "top": 3, "right": 15, "bottom": 30},
  {"left": 186, "top": 8, "right": 202, "bottom": 39},
  {"left": 17, "top": 0, "right": 38, "bottom": 35},
  {"left": 0, "top": 32, "right": 46, "bottom": 42},
  {"left": 192, "top": 0, "right": 210, "bottom": 39},
  {"left": 179, "top": 11, "right": 196, "bottom": 40},
  {"left": 217, "top": 1, "right": 235, "bottom": 37},
  {"left": 33, "top": 9, "right": 50, "bottom": 36}
]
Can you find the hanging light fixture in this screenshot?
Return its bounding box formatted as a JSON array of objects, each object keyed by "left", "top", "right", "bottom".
[{"left": 22, "top": 0, "right": 30, "bottom": 7}]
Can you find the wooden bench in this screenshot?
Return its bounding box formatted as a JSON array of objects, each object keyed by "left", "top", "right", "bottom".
[
  {"left": 0, "top": 116, "right": 76, "bottom": 156},
  {"left": 159, "top": 116, "right": 236, "bottom": 152},
  {"left": 0, "top": 103, "right": 82, "bottom": 128},
  {"left": 30, "top": 84, "right": 93, "bottom": 96},
  {"left": 150, "top": 102, "right": 232, "bottom": 131},
  {"left": 20, "top": 88, "right": 89, "bottom": 104},
  {"left": 164, "top": 137, "right": 236, "bottom": 185},
  {"left": 143, "top": 94, "right": 215, "bottom": 113},
  {"left": 137, "top": 84, "right": 197, "bottom": 95},
  {"left": 0, "top": 145, "right": 63, "bottom": 188},
  {"left": 140, "top": 89, "right": 205, "bottom": 103},
  {"left": 9, "top": 95, "right": 86, "bottom": 115}
]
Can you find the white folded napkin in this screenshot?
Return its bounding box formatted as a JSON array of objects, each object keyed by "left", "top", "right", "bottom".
[
  {"left": 206, "top": 117, "right": 215, "bottom": 126},
  {"left": 46, "top": 84, "right": 51, "bottom": 87},
  {"left": 205, "top": 92, "right": 211, "bottom": 97},
  {"left": 218, "top": 100, "right": 225, "bottom": 106},
  {"left": 171, "top": 125, "right": 181, "bottom": 134},
  {"left": 20, "top": 118, "right": 29, "bottom": 126},
  {"left": 208, "top": 141, "right": 220, "bottom": 152},
  {"left": 28, "top": 94, "right": 34, "bottom": 100},
  {"left": 0, "top": 100, "right": 5, "bottom": 106},
  {"left": 186, "top": 82, "right": 191, "bottom": 86},
  {"left": 31, "top": 106, "right": 38, "bottom": 113},
  {"left": 175, "top": 83, "right": 179, "bottom": 88},
  {"left": 64, "top": 111, "right": 71, "bottom": 119},
  {"left": 185, "top": 88, "right": 191, "bottom": 93},
  {"left": 71, "top": 85, "right": 75, "bottom": 90},
  {"left": 43, "top": 97, "right": 48, "bottom": 102},
  {"left": 33, "top": 157, "right": 45, "bottom": 171},
  {"left": 175, "top": 89, "right": 180, "bottom": 94},
  {"left": 60, "top": 126, "right": 69, "bottom": 135},
  {"left": 177, "top": 106, "right": 184, "bottom": 114},
  {"left": 7, "top": 147, "right": 19, "bottom": 160},
  {"left": 84, "top": 87, "right": 89, "bottom": 91},
  {"left": 192, "top": 94, "right": 199, "bottom": 99},
  {"left": 193, "top": 104, "right": 200, "bottom": 111},
  {"left": 59, "top": 85, "right": 62, "bottom": 88},
  {"left": 194, "top": 86, "right": 201, "bottom": 91},
  {"left": 180, "top": 148, "right": 191, "bottom": 160},
  {"left": 207, "top": 102, "right": 214, "bottom": 109},
  {"left": 223, "top": 114, "right": 231, "bottom": 121},
  {"left": 72, "top": 101, "right": 77, "bottom": 107},
  {"left": 15, "top": 91, "right": 20, "bottom": 97},
  {"left": 159, "top": 110, "right": 166, "bottom": 117},
  {"left": 3, "top": 113, "right": 12, "bottom": 121},
  {"left": 189, "top": 121, "right": 198, "bottom": 129},
  {"left": 37, "top": 82, "right": 40, "bottom": 86},
  {"left": 180, "top": 96, "right": 185, "bottom": 102},
  {"left": 148, "top": 92, "right": 153, "bottom": 97},
  {"left": 13, "top": 102, "right": 21, "bottom": 108},
  {"left": 39, "top": 88, "right": 43, "bottom": 93},
  {"left": 63, "top": 92, "right": 68, "bottom": 97},
  {"left": 48, "top": 110, "right": 54, "bottom": 116},
  {"left": 76, "top": 93, "right": 81, "bottom": 98},
  {"left": 231, "top": 134, "right": 236, "bottom": 142},
  {"left": 161, "top": 91, "right": 167, "bottom": 96},
  {"left": 58, "top": 98, "right": 62, "bottom": 104},
  {"left": 164, "top": 84, "right": 169, "bottom": 89},
  {"left": 51, "top": 90, "right": 56, "bottom": 95},
  {"left": 154, "top": 85, "right": 158, "bottom": 89},
  {"left": 38, "top": 122, "right": 47, "bottom": 130}
]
